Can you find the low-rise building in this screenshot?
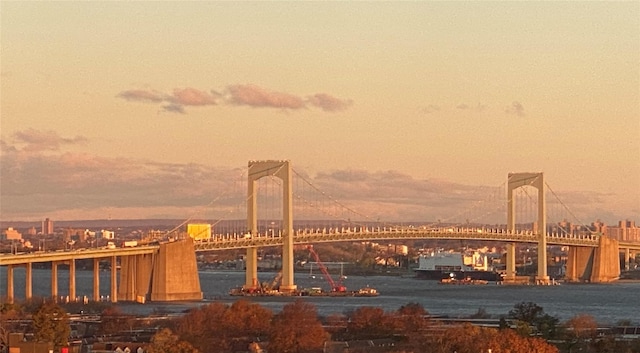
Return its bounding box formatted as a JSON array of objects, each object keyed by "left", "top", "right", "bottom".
[{"left": 1, "top": 227, "right": 22, "bottom": 241}]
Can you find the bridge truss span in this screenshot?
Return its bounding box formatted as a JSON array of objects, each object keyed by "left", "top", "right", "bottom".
[{"left": 193, "top": 227, "right": 601, "bottom": 251}]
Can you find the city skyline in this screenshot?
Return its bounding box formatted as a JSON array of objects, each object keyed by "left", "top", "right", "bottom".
[{"left": 1, "top": 2, "right": 638, "bottom": 224}]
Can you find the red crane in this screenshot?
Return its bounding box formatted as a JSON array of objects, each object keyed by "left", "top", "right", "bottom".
[{"left": 306, "top": 245, "right": 346, "bottom": 292}]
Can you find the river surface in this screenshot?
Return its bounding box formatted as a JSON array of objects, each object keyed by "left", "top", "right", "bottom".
[{"left": 2, "top": 268, "right": 638, "bottom": 325}]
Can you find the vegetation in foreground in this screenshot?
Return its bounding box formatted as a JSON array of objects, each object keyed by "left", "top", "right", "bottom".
[{"left": 2, "top": 299, "right": 640, "bottom": 353}]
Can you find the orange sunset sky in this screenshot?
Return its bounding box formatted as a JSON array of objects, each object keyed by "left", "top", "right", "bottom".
[{"left": 1, "top": 2, "right": 638, "bottom": 224}]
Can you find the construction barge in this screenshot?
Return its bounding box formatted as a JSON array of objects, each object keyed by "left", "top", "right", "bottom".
[
  {"left": 229, "top": 245, "right": 379, "bottom": 297},
  {"left": 229, "top": 286, "right": 378, "bottom": 297}
]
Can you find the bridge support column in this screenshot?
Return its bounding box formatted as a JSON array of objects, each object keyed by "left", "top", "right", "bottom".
[
  {"left": 6, "top": 265, "right": 14, "bottom": 304},
  {"left": 591, "top": 236, "right": 620, "bottom": 282},
  {"left": 508, "top": 172, "right": 548, "bottom": 284},
  {"left": 245, "top": 247, "right": 258, "bottom": 290},
  {"left": 505, "top": 243, "right": 516, "bottom": 280},
  {"left": 566, "top": 246, "right": 593, "bottom": 282},
  {"left": 110, "top": 256, "right": 117, "bottom": 303},
  {"left": 624, "top": 248, "right": 630, "bottom": 271},
  {"left": 150, "top": 239, "right": 202, "bottom": 301},
  {"left": 247, "top": 160, "right": 297, "bottom": 293},
  {"left": 69, "top": 259, "right": 76, "bottom": 302},
  {"left": 51, "top": 262, "right": 58, "bottom": 300},
  {"left": 25, "top": 263, "right": 32, "bottom": 301},
  {"left": 93, "top": 258, "right": 100, "bottom": 301},
  {"left": 566, "top": 236, "right": 620, "bottom": 283}
]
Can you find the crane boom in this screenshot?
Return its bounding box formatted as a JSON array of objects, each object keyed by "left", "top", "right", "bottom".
[{"left": 306, "top": 245, "right": 346, "bottom": 292}]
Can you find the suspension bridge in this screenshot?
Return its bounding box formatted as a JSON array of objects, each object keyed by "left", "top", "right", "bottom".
[{"left": 1, "top": 160, "right": 638, "bottom": 303}]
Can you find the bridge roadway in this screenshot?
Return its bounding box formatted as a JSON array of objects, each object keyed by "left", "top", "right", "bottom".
[
  {"left": 2, "top": 227, "right": 639, "bottom": 264},
  {"left": 0, "top": 245, "right": 159, "bottom": 266},
  {"left": 193, "top": 227, "right": 608, "bottom": 251}
]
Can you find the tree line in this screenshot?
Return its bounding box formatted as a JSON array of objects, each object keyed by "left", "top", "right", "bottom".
[{"left": 2, "top": 299, "right": 640, "bottom": 353}]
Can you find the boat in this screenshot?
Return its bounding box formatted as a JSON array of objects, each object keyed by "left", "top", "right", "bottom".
[{"left": 415, "top": 251, "right": 501, "bottom": 282}]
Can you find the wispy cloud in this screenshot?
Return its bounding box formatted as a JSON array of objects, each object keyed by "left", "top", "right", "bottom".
[
  {"left": 0, "top": 129, "right": 622, "bottom": 222},
  {"left": 456, "top": 103, "right": 486, "bottom": 112},
  {"left": 11, "top": 129, "right": 88, "bottom": 152},
  {"left": 421, "top": 104, "right": 441, "bottom": 114},
  {"left": 505, "top": 101, "right": 525, "bottom": 117},
  {"left": 226, "top": 84, "right": 306, "bottom": 110},
  {"left": 116, "top": 84, "right": 352, "bottom": 114},
  {"left": 307, "top": 93, "right": 353, "bottom": 112},
  {"left": 117, "top": 89, "right": 166, "bottom": 103},
  {"left": 168, "top": 88, "right": 219, "bottom": 106}
]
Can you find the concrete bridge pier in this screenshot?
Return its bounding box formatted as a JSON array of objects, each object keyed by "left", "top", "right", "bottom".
[
  {"left": 110, "top": 256, "right": 117, "bottom": 303},
  {"left": 566, "top": 236, "right": 620, "bottom": 282},
  {"left": 624, "top": 248, "right": 631, "bottom": 271},
  {"left": 244, "top": 247, "right": 258, "bottom": 290},
  {"left": 93, "top": 258, "right": 100, "bottom": 301},
  {"left": 505, "top": 243, "right": 516, "bottom": 280},
  {"left": 149, "top": 239, "right": 202, "bottom": 301},
  {"left": 6, "top": 265, "right": 14, "bottom": 304},
  {"left": 119, "top": 253, "right": 154, "bottom": 302},
  {"left": 4, "top": 263, "right": 32, "bottom": 304},
  {"left": 68, "top": 259, "right": 76, "bottom": 301},
  {"left": 25, "top": 263, "right": 32, "bottom": 300},
  {"left": 51, "top": 262, "right": 58, "bottom": 300}
]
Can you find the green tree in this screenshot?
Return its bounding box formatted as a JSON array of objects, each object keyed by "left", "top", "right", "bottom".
[
  {"left": 146, "top": 328, "right": 200, "bottom": 353},
  {"left": 31, "top": 301, "right": 70, "bottom": 350},
  {"left": 268, "top": 300, "right": 328, "bottom": 353},
  {"left": 508, "top": 301, "right": 559, "bottom": 339},
  {"left": 508, "top": 301, "right": 544, "bottom": 323}
]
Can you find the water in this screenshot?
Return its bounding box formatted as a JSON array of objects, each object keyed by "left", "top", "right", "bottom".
[{"left": 2, "top": 268, "right": 638, "bottom": 325}]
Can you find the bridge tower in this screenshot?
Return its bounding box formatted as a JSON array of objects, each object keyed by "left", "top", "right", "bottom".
[
  {"left": 246, "top": 160, "right": 297, "bottom": 293},
  {"left": 507, "top": 172, "right": 549, "bottom": 284}
]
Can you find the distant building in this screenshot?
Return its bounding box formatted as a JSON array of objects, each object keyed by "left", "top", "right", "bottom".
[
  {"left": 383, "top": 244, "right": 408, "bottom": 255},
  {"left": 187, "top": 223, "right": 212, "bottom": 240},
  {"left": 99, "top": 230, "right": 115, "bottom": 240},
  {"left": 591, "top": 220, "right": 640, "bottom": 242},
  {"left": 26, "top": 227, "right": 37, "bottom": 236},
  {"left": 1, "top": 227, "right": 22, "bottom": 241},
  {"left": 42, "top": 218, "right": 54, "bottom": 235}
]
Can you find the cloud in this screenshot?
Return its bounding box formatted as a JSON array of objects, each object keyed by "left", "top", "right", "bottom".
[
  {"left": 117, "top": 87, "right": 219, "bottom": 114},
  {"left": 0, "top": 143, "right": 244, "bottom": 219},
  {"left": 421, "top": 104, "right": 440, "bottom": 114},
  {"left": 226, "top": 84, "right": 306, "bottom": 110},
  {"left": 162, "top": 104, "right": 186, "bottom": 114},
  {"left": 307, "top": 93, "right": 353, "bottom": 112},
  {"left": 169, "top": 88, "right": 219, "bottom": 106},
  {"left": 505, "top": 101, "right": 525, "bottom": 117},
  {"left": 456, "top": 103, "right": 486, "bottom": 112},
  {"left": 3, "top": 129, "right": 627, "bottom": 223},
  {"left": 117, "top": 89, "right": 166, "bottom": 103},
  {"left": 117, "top": 84, "right": 352, "bottom": 114},
  {"left": 11, "top": 129, "right": 88, "bottom": 152}
]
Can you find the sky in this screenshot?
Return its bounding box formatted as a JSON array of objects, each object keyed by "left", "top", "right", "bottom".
[{"left": 1, "top": 2, "right": 639, "bottom": 225}]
